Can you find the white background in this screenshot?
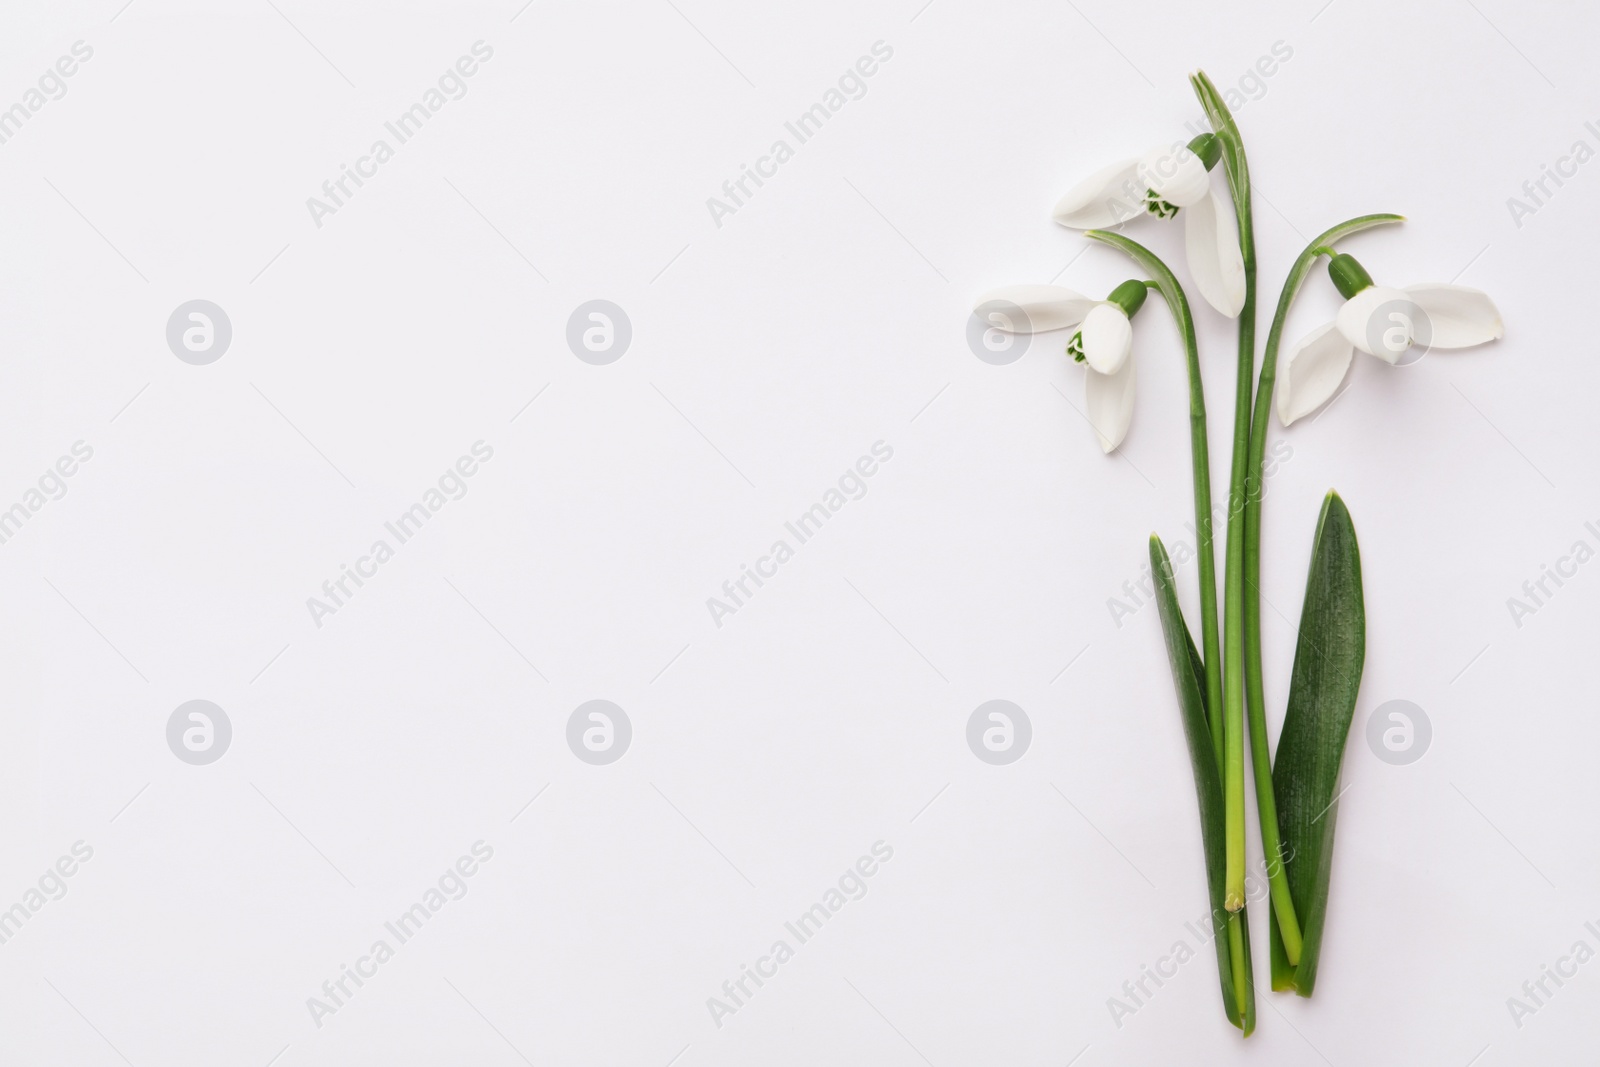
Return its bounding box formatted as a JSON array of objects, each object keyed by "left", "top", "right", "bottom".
[{"left": 0, "top": 0, "right": 1593, "bottom": 1063}]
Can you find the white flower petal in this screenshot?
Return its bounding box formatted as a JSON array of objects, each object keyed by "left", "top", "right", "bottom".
[
  {"left": 1080, "top": 302, "right": 1132, "bottom": 374},
  {"left": 1052, "top": 158, "right": 1143, "bottom": 229},
  {"left": 1139, "top": 142, "right": 1209, "bottom": 208},
  {"left": 1183, "top": 189, "right": 1245, "bottom": 318},
  {"left": 1402, "top": 284, "right": 1504, "bottom": 349},
  {"left": 1335, "top": 285, "right": 1416, "bottom": 361},
  {"left": 1276, "top": 322, "right": 1355, "bottom": 426},
  {"left": 1085, "top": 353, "right": 1135, "bottom": 453},
  {"left": 972, "top": 285, "right": 1097, "bottom": 333}
]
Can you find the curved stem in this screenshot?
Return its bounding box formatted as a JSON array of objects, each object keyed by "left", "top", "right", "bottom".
[
  {"left": 1244, "top": 212, "right": 1405, "bottom": 966},
  {"left": 1084, "top": 229, "right": 1223, "bottom": 783}
]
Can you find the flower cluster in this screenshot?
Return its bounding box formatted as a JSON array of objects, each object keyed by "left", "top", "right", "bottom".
[
  {"left": 975, "top": 135, "right": 1502, "bottom": 446},
  {"left": 968, "top": 69, "right": 1507, "bottom": 1035}
]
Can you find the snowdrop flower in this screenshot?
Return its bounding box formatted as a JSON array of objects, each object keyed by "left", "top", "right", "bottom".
[
  {"left": 1052, "top": 134, "right": 1245, "bottom": 318},
  {"left": 1276, "top": 253, "right": 1504, "bottom": 425},
  {"left": 973, "top": 281, "right": 1150, "bottom": 452}
]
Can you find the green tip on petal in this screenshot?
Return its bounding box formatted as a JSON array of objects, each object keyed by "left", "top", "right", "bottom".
[{"left": 1145, "top": 193, "right": 1180, "bottom": 219}]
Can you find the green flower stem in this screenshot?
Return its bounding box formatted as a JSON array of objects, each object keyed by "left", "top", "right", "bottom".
[
  {"left": 1189, "top": 70, "right": 1250, "bottom": 913},
  {"left": 1085, "top": 230, "right": 1224, "bottom": 758},
  {"left": 1244, "top": 212, "right": 1405, "bottom": 964}
]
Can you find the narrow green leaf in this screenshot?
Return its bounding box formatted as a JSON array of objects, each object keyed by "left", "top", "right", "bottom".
[
  {"left": 1149, "top": 535, "right": 1254, "bottom": 1030},
  {"left": 1183, "top": 624, "right": 1208, "bottom": 732},
  {"left": 1270, "top": 492, "right": 1366, "bottom": 997}
]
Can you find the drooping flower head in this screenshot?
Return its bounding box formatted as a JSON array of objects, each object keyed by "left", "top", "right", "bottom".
[
  {"left": 1053, "top": 134, "right": 1245, "bottom": 319},
  {"left": 974, "top": 280, "right": 1151, "bottom": 452},
  {"left": 1276, "top": 252, "right": 1503, "bottom": 425}
]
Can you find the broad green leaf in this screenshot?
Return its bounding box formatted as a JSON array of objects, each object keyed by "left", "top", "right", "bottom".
[
  {"left": 1149, "top": 535, "right": 1255, "bottom": 1032},
  {"left": 1269, "top": 492, "right": 1366, "bottom": 996}
]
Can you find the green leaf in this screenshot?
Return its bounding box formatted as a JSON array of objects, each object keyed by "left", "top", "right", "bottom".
[
  {"left": 1149, "top": 535, "right": 1255, "bottom": 1031},
  {"left": 1183, "top": 622, "right": 1209, "bottom": 733},
  {"left": 1269, "top": 492, "right": 1366, "bottom": 996}
]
